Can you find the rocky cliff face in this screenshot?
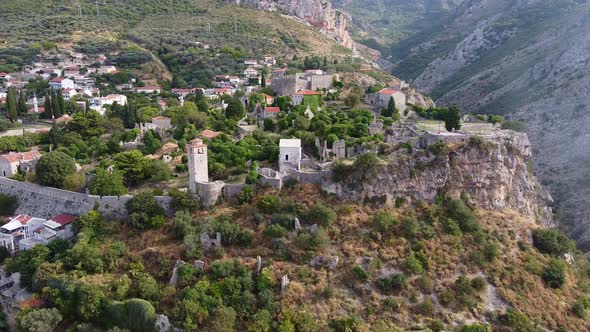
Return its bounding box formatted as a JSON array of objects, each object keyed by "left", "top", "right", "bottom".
[
  {"left": 330, "top": 129, "right": 552, "bottom": 225},
  {"left": 228, "top": 0, "right": 353, "bottom": 48},
  {"left": 378, "top": 0, "right": 590, "bottom": 249}
]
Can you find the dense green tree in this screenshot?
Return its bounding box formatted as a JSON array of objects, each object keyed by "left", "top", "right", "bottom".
[
  {"left": 43, "top": 93, "right": 52, "bottom": 119},
  {"left": 532, "top": 229, "right": 574, "bottom": 256},
  {"left": 113, "top": 150, "right": 147, "bottom": 184},
  {"left": 444, "top": 106, "right": 461, "bottom": 131},
  {"left": 224, "top": 97, "right": 245, "bottom": 120},
  {"left": 6, "top": 244, "right": 50, "bottom": 288},
  {"left": 17, "top": 90, "right": 27, "bottom": 115},
  {"left": 89, "top": 168, "right": 128, "bottom": 196},
  {"left": 125, "top": 191, "right": 165, "bottom": 230},
  {"left": 141, "top": 130, "right": 162, "bottom": 155},
  {"left": 382, "top": 96, "right": 400, "bottom": 121},
  {"left": 372, "top": 211, "right": 396, "bottom": 237},
  {"left": 543, "top": 259, "right": 567, "bottom": 289},
  {"left": 5, "top": 87, "right": 18, "bottom": 122},
  {"left": 35, "top": 151, "right": 77, "bottom": 188},
  {"left": 17, "top": 308, "right": 62, "bottom": 332}
]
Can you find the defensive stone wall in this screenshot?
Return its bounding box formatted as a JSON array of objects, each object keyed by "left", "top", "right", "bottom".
[
  {"left": 0, "top": 177, "right": 173, "bottom": 219},
  {"left": 222, "top": 183, "right": 251, "bottom": 202}
]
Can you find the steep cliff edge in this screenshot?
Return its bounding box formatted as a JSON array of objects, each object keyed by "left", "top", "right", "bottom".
[
  {"left": 329, "top": 129, "right": 552, "bottom": 225},
  {"left": 227, "top": 0, "right": 353, "bottom": 48}
]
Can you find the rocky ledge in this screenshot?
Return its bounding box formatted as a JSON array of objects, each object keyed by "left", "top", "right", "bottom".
[{"left": 328, "top": 128, "right": 553, "bottom": 225}]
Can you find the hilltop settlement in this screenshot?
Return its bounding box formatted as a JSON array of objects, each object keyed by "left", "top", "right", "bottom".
[{"left": 0, "top": 41, "right": 585, "bottom": 332}]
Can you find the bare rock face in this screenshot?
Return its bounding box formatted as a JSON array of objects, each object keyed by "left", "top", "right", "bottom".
[
  {"left": 328, "top": 130, "right": 552, "bottom": 225},
  {"left": 228, "top": 0, "right": 352, "bottom": 48}
]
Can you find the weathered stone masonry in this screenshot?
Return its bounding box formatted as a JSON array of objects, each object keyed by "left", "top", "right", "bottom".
[{"left": 0, "top": 177, "right": 172, "bottom": 219}]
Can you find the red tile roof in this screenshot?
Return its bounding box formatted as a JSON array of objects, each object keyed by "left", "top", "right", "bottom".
[
  {"left": 152, "top": 116, "right": 170, "bottom": 120},
  {"left": 50, "top": 77, "right": 65, "bottom": 82},
  {"left": 0, "top": 151, "right": 41, "bottom": 163},
  {"left": 14, "top": 215, "right": 32, "bottom": 225},
  {"left": 201, "top": 129, "right": 221, "bottom": 139},
  {"left": 264, "top": 107, "right": 280, "bottom": 113},
  {"left": 50, "top": 214, "right": 76, "bottom": 226},
  {"left": 378, "top": 88, "right": 399, "bottom": 95},
  {"left": 295, "top": 90, "right": 321, "bottom": 95}
]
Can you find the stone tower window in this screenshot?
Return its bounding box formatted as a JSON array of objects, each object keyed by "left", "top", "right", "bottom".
[
  {"left": 198, "top": 148, "right": 203, "bottom": 154},
  {"left": 285, "top": 154, "right": 289, "bottom": 161}
]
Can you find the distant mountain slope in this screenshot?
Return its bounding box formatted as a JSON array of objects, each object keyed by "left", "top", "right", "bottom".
[
  {"left": 0, "top": 0, "right": 349, "bottom": 57},
  {"left": 341, "top": 0, "right": 590, "bottom": 249}
]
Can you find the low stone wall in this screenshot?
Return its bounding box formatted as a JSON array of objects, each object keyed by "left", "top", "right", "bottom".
[
  {"left": 0, "top": 177, "right": 173, "bottom": 219},
  {"left": 195, "top": 181, "right": 225, "bottom": 208},
  {"left": 222, "top": 184, "right": 251, "bottom": 202}
]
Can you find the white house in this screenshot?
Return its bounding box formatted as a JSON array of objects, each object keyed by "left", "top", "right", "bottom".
[
  {"left": 0, "top": 151, "right": 41, "bottom": 177},
  {"left": 134, "top": 86, "right": 161, "bottom": 94},
  {"left": 243, "top": 67, "right": 259, "bottom": 78},
  {"left": 0, "top": 215, "right": 46, "bottom": 252},
  {"left": 279, "top": 139, "right": 302, "bottom": 173},
  {"left": 62, "top": 88, "right": 77, "bottom": 100},
  {"left": 0, "top": 73, "right": 12, "bottom": 80},
  {"left": 90, "top": 94, "right": 127, "bottom": 115},
  {"left": 16, "top": 214, "right": 76, "bottom": 251},
  {"left": 49, "top": 77, "right": 75, "bottom": 90}
]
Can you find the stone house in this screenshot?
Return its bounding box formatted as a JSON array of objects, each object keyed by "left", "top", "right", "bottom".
[
  {"left": 258, "top": 106, "right": 280, "bottom": 124},
  {"left": 187, "top": 138, "right": 209, "bottom": 193},
  {"left": 365, "top": 88, "right": 407, "bottom": 111},
  {"left": 279, "top": 139, "right": 302, "bottom": 173},
  {"left": 0, "top": 151, "right": 41, "bottom": 177},
  {"left": 137, "top": 116, "right": 172, "bottom": 138},
  {"left": 272, "top": 68, "right": 288, "bottom": 79}
]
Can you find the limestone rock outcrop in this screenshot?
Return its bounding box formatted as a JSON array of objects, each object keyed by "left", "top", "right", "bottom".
[
  {"left": 328, "top": 130, "right": 552, "bottom": 225},
  {"left": 228, "top": 0, "right": 352, "bottom": 48}
]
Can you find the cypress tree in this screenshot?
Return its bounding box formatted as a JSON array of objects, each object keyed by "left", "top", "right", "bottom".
[
  {"left": 17, "top": 90, "right": 27, "bottom": 115},
  {"left": 51, "top": 90, "right": 61, "bottom": 118},
  {"left": 43, "top": 93, "right": 52, "bottom": 119},
  {"left": 261, "top": 71, "right": 266, "bottom": 88},
  {"left": 85, "top": 99, "right": 90, "bottom": 115},
  {"left": 388, "top": 96, "right": 400, "bottom": 121},
  {"left": 56, "top": 89, "right": 65, "bottom": 116},
  {"left": 6, "top": 87, "right": 18, "bottom": 122}
]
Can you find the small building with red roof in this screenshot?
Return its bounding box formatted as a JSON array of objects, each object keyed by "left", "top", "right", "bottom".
[
  {"left": 44, "top": 213, "right": 77, "bottom": 240},
  {"left": 0, "top": 151, "right": 41, "bottom": 177},
  {"left": 200, "top": 129, "right": 221, "bottom": 139},
  {"left": 49, "top": 77, "right": 74, "bottom": 90}
]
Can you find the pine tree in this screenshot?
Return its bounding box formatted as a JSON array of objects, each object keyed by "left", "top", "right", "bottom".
[
  {"left": 17, "top": 90, "right": 27, "bottom": 115},
  {"left": 6, "top": 87, "right": 18, "bottom": 122}
]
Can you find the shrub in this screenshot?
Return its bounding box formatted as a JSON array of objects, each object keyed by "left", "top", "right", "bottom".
[
  {"left": 352, "top": 265, "right": 368, "bottom": 281},
  {"left": 372, "top": 211, "right": 396, "bottom": 237},
  {"left": 0, "top": 194, "right": 17, "bottom": 216},
  {"left": 238, "top": 186, "right": 255, "bottom": 204},
  {"left": 500, "top": 309, "right": 536, "bottom": 332},
  {"left": 447, "top": 199, "right": 479, "bottom": 233},
  {"left": 381, "top": 297, "right": 402, "bottom": 312},
  {"left": 401, "top": 216, "right": 419, "bottom": 239},
  {"left": 428, "top": 141, "right": 448, "bottom": 156},
  {"left": 257, "top": 195, "right": 279, "bottom": 214},
  {"left": 329, "top": 316, "right": 363, "bottom": 332},
  {"left": 573, "top": 297, "right": 590, "bottom": 318},
  {"left": 460, "top": 324, "right": 491, "bottom": 332},
  {"left": 404, "top": 251, "right": 424, "bottom": 274},
  {"left": 263, "top": 224, "right": 287, "bottom": 239},
  {"left": 442, "top": 218, "right": 462, "bottom": 236},
  {"left": 414, "top": 297, "right": 434, "bottom": 316},
  {"left": 542, "top": 258, "right": 567, "bottom": 289},
  {"left": 470, "top": 277, "right": 486, "bottom": 292},
  {"left": 271, "top": 213, "right": 295, "bottom": 230},
  {"left": 304, "top": 203, "right": 336, "bottom": 228},
  {"left": 532, "top": 229, "right": 573, "bottom": 256},
  {"left": 429, "top": 319, "right": 445, "bottom": 332},
  {"left": 376, "top": 273, "right": 407, "bottom": 294}
]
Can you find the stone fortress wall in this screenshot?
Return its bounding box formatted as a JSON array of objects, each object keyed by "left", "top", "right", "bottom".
[{"left": 0, "top": 177, "right": 173, "bottom": 219}]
